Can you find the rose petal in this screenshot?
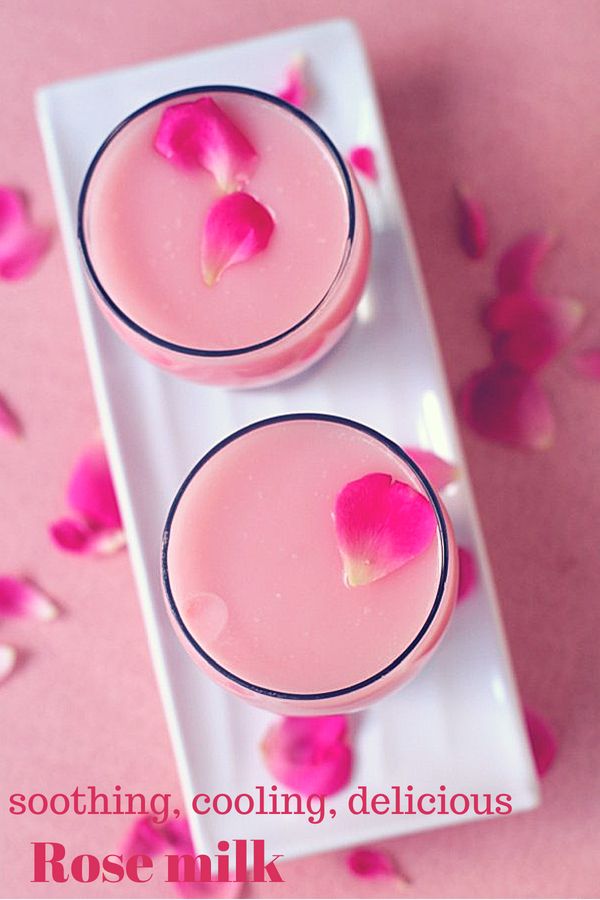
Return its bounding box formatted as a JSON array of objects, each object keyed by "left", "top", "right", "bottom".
[
  {"left": 457, "top": 546, "right": 477, "bottom": 603},
  {"left": 496, "top": 232, "right": 554, "bottom": 293},
  {"left": 49, "top": 518, "right": 126, "bottom": 557},
  {"left": 0, "top": 576, "right": 58, "bottom": 621},
  {"left": 334, "top": 473, "right": 437, "bottom": 587},
  {"left": 262, "top": 716, "right": 352, "bottom": 796},
  {"left": 348, "top": 146, "right": 378, "bottom": 182},
  {"left": 405, "top": 447, "right": 457, "bottom": 491},
  {"left": 486, "top": 294, "right": 585, "bottom": 373},
  {"left": 277, "top": 55, "right": 311, "bottom": 108},
  {"left": 347, "top": 847, "right": 408, "bottom": 886},
  {"left": 121, "top": 815, "right": 168, "bottom": 857},
  {"left": 66, "top": 444, "right": 121, "bottom": 530},
  {"left": 154, "top": 98, "right": 257, "bottom": 193},
  {"left": 455, "top": 184, "right": 488, "bottom": 259},
  {"left": 459, "top": 365, "right": 555, "bottom": 450},
  {"left": 0, "top": 644, "right": 17, "bottom": 685},
  {"left": 201, "top": 192, "right": 274, "bottom": 287},
  {"left": 0, "top": 392, "right": 22, "bottom": 438},
  {"left": 0, "top": 186, "right": 49, "bottom": 281},
  {"left": 525, "top": 708, "right": 557, "bottom": 777},
  {"left": 571, "top": 347, "right": 600, "bottom": 381}
]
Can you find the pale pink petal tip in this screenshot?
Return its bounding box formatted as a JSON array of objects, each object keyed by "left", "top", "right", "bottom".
[
  {"left": 154, "top": 97, "right": 257, "bottom": 193},
  {"left": 455, "top": 184, "right": 488, "bottom": 259},
  {"left": 348, "top": 146, "right": 378, "bottom": 182},
  {"left": 0, "top": 576, "right": 58, "bottom": 621},
  {"left": 571, "top": 347, "right": 600, "bottom": 381},
  {"left": 459, "top": 365, "right": 555, "bottom": 450},
  {"left": 0, "top": 393, "right": 22, "bottom": 438},
  {"left": 277, "top": 55, "right": 311, "bottom": 108},
  {"left": 496, "top": 232, "right": 554, "bottom": 293},
  {"left": 405, "top": 447, "right": 458, "bottom": 491},
  {"left": 457, "top": 546, "right": 477, "bottom": 603},
  {"left": 486, "top": 292, "right": 585, "bottom": 373},
  {"left": 262, "top": 715, "right": 352, "bottom": 796},
  {"left": 201, "top": 192, "right": 274, "bottom": 286},
  {"left": 0, "top": 644, "right": 17, "bottom": 684},
  {"left": 334, "top": 473, "right": 437, "bottom": 587},
  {"left": 525, "top": 708, "right": 557, "bottom": 777},
  {"left": 0, "top": 186, "right": 49, "bottom": 281},
  {"left": 347, "top": 847, "right": 409, "bottom": 887}
]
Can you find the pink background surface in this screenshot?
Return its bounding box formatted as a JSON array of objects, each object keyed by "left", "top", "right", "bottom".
[{"left": 1, "top": 1, "right": 599, "bottom": 897}]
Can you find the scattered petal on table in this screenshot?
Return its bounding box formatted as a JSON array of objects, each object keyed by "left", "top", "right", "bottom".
[
  {"left": 348, "top": 146, "right": 378, "bottom": 181},
  {"left": 0, "top": 644, "right": 17, "bottom": 685},
  {"left": 0, "top": 576, "right": 58, "bottom": 621},
  {"left": 0, "top": 392, "right": 22, "bottom": 438},
  {"left": 67, "top": 443, "right": 122, "bottom": 529},
  {"left": 277, "top": 54, "right": 311, "bottom": 108},
  {"left": 457, "top": 546, "right": 477, "bottom": 602},
  {"left": 262, "top": 715, "right": 352, "bottom": 796},
  {"left": 459, "top": 365, "right": 555, "bottom": 450},
  {"left": 121, "top": 815, "right": 168, "bottom": 857},
  {"left": 405, "top": 447, "right": 458, "bottom": 491},
  {"left": 496, "top": 232, "right": 554, "bottom": 293},
  {"left": 0, "top": 186, "right": 50, "bottom": 281},
  {"left": 525, "top": 708, "right": 557, "bottom": 777},
  {"left": 455, "top": 184, "right": 488, "bottom": 259},
  {"left": 347, "top": 846, "right": 409, "bottom": 888}
]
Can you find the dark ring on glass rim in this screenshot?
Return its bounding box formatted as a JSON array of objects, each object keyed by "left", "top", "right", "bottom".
[
  {"left": 161, "top": 413, "right": 450, "bottom": 702},
  {"left": 77, "top": 85, "right": 357, "bottom": 358}
]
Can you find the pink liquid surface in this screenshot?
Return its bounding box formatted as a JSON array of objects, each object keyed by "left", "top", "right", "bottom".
[
  {"left": 84, "top": 90, "right": 351, "bottom": 351},
  {"left": 165, "top": 418, "right": 457, "bottom": 712}
]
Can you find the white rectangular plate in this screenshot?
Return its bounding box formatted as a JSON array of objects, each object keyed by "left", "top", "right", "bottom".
[{"left": 37, "top": 19, "right": 539, "bottom": 860}]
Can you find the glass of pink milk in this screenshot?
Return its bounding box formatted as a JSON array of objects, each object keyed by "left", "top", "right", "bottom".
[
  {"left": 78, "top": 86, "right": 370, "bottom": 387},
  {"left": 162, "top": 414, "right": 458, "bottom": 715}
]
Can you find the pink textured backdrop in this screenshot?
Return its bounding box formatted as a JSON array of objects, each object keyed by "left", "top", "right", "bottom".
[{"left": 1, "top": 1, "right": 599, "bottom": 897}]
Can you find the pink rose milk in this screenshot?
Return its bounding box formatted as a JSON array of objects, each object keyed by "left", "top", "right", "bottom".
[
  {"left": 79, "top": 87, "right": 370, "bottom": 386},
  {"left": 163, "top": 415, "right": 457, "bottom": 715}
]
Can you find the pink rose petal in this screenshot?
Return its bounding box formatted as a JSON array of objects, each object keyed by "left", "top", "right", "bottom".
[
  {"left": 67, "top": 444, "right": 121, "bottom": 530},
  {"left": 49, "top": 518, "right": 125, "bottom": 556},
  {"left": 277, "top": 55, "right": 311, "bottom": 108},
  {"left": 262, "top": 715, "right": 352, "bottom": 796},
  {"left": 334, "top": 473, "right": 437, "bottom": 587},
  {"left": 525, "top": 708, "right": 557, "bottom": 777},
  {"left": 0, "top": 644, "right": 17, "bottom": 685},
  {"left": 121, "top": 815, "right": 168, "bottom": 857},
  {"left": 496, "top": 232, "right": 554, "bottom": 293},
  {"left": 457, "top": 546, "right": 477, "bottom": 603},
  {"left": 486, "top": 293, "right": 584, "bottom": 373},
  {"left": 154, "top": 97, "right": 257, "bottom": 193},
  {"left": 0, "top": 392, "right": 22, "bottom": 438},
  {"left": 347, "top": 847, "right": 408, "bottom": 886},
  {"left": 405, "top": 447, "right": 457, "bottom": 491},
  {"left": 455, "top": 184, "right": 488, "bottom": 259},
  {"left": 348, "top": 146, "right": 378, "bottom": 182},
  {"left": 201, "top": 192, "right": 274, "bottom": 287},
  {"left": 0, "top": 186, "right": 49, "bottom": 281},
  {"left": 571, "top": 347, "right": 600, "bottom": 381},
  {"left": 0, "top": 576, "right": 58, "bottom": 621},
  {"left": 459, "top": 365, "right": 555, "bottom": 450}
]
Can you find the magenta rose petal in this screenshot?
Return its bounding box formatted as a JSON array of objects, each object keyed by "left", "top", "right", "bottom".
[
  {"left": 0, "top": 186, "right": 49, "bottom": 281},
  {"left": 459, "top": 365, "right": 555, "bottom": 450},
  {"left": 525, "top": 708, "right": 557, "bottom": 777},
  {"left": 571, "top": 347, "right": 600, "bottom": 381},
  {"left": 154, "top": 98, "right": 257, "bottom": 193},
  {"left": 49, "top": 518, "right": 92, "bottom": 553},
  {"left": 277, "top": 55, "right": 311, "bottom": 108},
  {"left": 455, "top": 184, "right": 488, "bottom": 259},
  {"left": 0, "top": 644, "right": 17, "bottom": 685},
  {"left": 201, "top": 192, "right": 275, "bottom": 286},
  {"left": 348, "top": 146, "right": 378, "bottom": 182},
  {"left": 457, "top": 546, "right": 477, "bottom": 603},
  {"left": 405, "top": 447, "right": 457, "bottom": 491},
  {"left": 0, "top": 576, "right": 58, "bottom": 622},
  {"left": 334, "top": 473, "right": 437, "bottom": 587},
  {"left": 66, "top": 444, "right": 122, "bottom": 530},
  {"left": 496, "top": 232, "right": 554, "bottom": 293},
  {"left": 262, "top": 715, "right": 352, "bottom": 796},
  {"left": 347, "top": 847, "right": 408, "bottom": 887},
  {"left": 121, "top": 815, "right": 168, "bottom": 857},
  {"left": 0, "top": 392, "right": 22, "bottom": 438}
]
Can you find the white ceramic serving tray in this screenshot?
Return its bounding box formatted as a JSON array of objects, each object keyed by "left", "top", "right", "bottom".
[{"left": 37, "top": 19, "right": 539, "bottom": 860}]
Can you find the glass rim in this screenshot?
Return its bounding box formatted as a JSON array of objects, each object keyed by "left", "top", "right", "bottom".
[
  {"left": 77, "top": 85, "right": 356, "bottom": 359},
  {"left": 161, "top": 413, "right": 451, "bottom": 702}
]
